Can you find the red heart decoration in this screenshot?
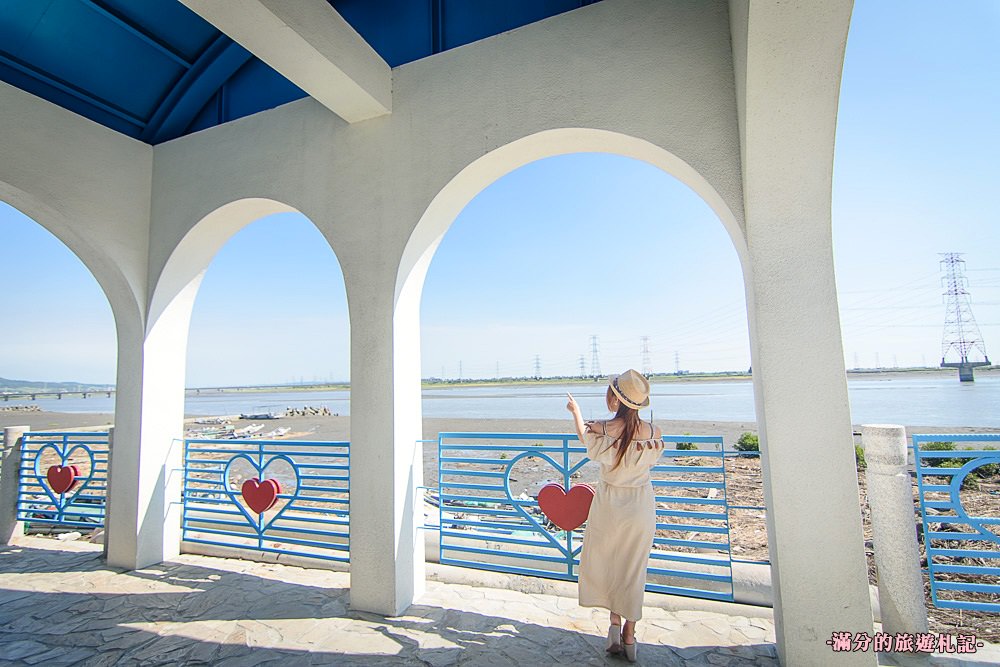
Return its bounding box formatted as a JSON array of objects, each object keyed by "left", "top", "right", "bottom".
[
  {"left": 46, "top": 465, "right": 79, "bottom": 494},
  {"left": 241, "top": 477, "right": 282, "bottom": 514},
  {"left": 537, "top": 483, "right": 596, "bottom": 532}
]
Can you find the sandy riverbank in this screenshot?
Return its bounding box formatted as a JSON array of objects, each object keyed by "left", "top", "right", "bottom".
[{"left": 5, "top": 411, "right": 999, "bottom": 441}]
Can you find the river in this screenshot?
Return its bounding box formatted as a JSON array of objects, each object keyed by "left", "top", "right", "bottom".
[{"left": 6, "top": 374, "right": 1000, "bottom": 427}]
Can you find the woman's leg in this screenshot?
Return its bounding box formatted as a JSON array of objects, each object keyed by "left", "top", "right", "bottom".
[
  {"left": 622, "top": 619, "right": 636, "bottom": 644},
  {"left": 610, "top": 611, "right": 622, "bottom": 626}
]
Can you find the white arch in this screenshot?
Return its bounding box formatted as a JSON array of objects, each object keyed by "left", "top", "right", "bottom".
[
  {"left": 0, "top": 182, "right": 141, "bottom": 337},
  {"left": 148, "top": 198, "right": 300, "bottom": 330},
  {"left": 106, "top": 196, "right": 350, "bottom": 569},
  {"left": 395, "top": 128, "right": 748, "bottom": 308}
]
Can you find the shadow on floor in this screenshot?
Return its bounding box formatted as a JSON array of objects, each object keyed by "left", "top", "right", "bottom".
[{"left": 0, "top": 543, "right": 778, "bottom": 666}]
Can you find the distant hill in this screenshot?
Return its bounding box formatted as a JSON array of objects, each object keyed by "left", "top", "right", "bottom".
[{"left": 0, "top": 377, "right": 114, "bottom": 392}]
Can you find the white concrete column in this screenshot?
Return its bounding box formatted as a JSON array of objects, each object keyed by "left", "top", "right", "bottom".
[
  {"left": 105, "top": 287, "right": 194, "bottom": 569},
  {"left": 746, "top": 225, "right": 875, "bottom": 666},
  {"left": 346, "top": 266, "right": 425, "bottom": 616},
  {"left": 861, "top": 424, "right": 928, "bottom": 637},
  {"left": 0, "top": 426, "right": 29, "bottom": 544}
]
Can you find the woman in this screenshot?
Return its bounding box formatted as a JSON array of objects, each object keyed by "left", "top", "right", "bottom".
[{"left": 566, "top": 369, "right": 663, "bottom": 662}]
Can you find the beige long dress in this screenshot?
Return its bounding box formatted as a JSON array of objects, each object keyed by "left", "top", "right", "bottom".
[{"left": 578, "top": 422, "right": 664, "bottom": 621}]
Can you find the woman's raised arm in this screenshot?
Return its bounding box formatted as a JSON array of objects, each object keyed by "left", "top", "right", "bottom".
[{"left": 566, "top": 393, "right": 587, "bottom": 443}]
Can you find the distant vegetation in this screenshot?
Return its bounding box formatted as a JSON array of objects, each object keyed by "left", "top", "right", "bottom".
[
  {"left": 735, "top": 432, "right": 759, "bottom": 452},
  {"left": 0, "top": 377, "right": 114, "bottom": 393}
]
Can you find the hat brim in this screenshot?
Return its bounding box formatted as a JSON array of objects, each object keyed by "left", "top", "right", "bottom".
[{"left": 609, "top": 374, "right": 650, "bottom": 410}]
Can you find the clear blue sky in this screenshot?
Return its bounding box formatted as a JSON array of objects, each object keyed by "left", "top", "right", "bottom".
[{"left": 1, "top": 1, "right": 997, "bottom": 386}]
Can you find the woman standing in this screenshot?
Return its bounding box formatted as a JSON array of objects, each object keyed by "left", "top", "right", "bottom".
[{"left": 567, "top": 369, "right": 663, "bottom": 662}]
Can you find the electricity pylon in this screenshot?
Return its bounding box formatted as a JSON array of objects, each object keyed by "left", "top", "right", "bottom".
[{"left": 939, "top": 253, "right": 990, "bottom": 381}]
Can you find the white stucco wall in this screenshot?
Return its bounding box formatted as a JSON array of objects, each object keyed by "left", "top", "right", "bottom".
[
  {"left": 0, "top": 81, "right": 150, "bottom": 326},
  {"left": 146, "top": 0, "right": 746, "bottom": 616}
]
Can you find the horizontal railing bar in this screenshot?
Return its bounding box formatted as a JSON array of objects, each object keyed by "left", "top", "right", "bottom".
[
  {"left": 934, "top": 581, "right": 1000, "bottom": 594},
  {"left": 439, "top": 469, "right": 507, "bottom": 479},
  {"left": 440, "top": 494, "right": 511, "bottom": 506},
  {"left": 439, "top": 457, "right": 513, "bottom": 466},
  {"left": 186, "top": 439, "right": 349, "bottom": 446},
  {"left": 440, "top": 482, "right": 504, "bottom": 492},
  {"left": 928, "top": 548, "right": 1000, "bottom": 559},
  {"left": 440, "top": 506, "right": 522, "bottom": 519},
  {"left": 927, "top": 531, "right": 994, "bottom": 542},
  {"left": 657, "top": 509, "right": 729, "bottom": 520},
  {"left": 652, "top": 480, "right": 725, "bottom": 489},
  {"left": 653, "top": 465, "right": 724, "bottom": 474},
  {"left": 655, "top": 497, "right": 726, "bottom": 507},
  {"left": 440, "top": 445, "right": 576, "bottom": 453},
  {"left": 656, "top": 523, "right": 729, "bottom": 534},
  {"left": 932, "top": 564, "right": 1000, "bottom": 576},
  {"left": 444, "top": 518, "right": 532, "bottom": 532},
  {"left": 913, "top": 433, "right": 1000, "bottom": 443},
  {"left": 185, "top": 448, "right": 348, "bottom": 457},
  {"left": 926, "top": 598, "right": 1000, "bottom": 613}
]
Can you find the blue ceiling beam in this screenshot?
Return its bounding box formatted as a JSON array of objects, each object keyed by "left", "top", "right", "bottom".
[
  {"left": 140, "top": 35, "right": 251, "bottom": 144},
  {"left": 0, "top": 51, "right": 146, "bottom": 129},
  {"left": 77, "top": 0, "right": 193, "bottom": 69}
]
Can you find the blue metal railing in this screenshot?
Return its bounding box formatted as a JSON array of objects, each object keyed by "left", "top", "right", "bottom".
[
  {"left": 437, "top": 432, "right": 736, "bottom": 602},
  {"left": 913, "top": 433, "right": 1000, "bottom": 613},
  {"left": 183, "top": 438, "right": 350, "bottom": 563},
  {"left": 17, "top": 432, "right": 109, "bottom": 529}
]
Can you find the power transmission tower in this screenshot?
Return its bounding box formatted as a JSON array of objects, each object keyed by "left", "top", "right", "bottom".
[
  {"left": 533, "top": 355, "right": 542, "bottom": 379},
  {"left": 578, "top": 355, "right": 586, "bottom": 378},
  {"left": 458, "top": 360, "right": 462, "bottom": 380},
  {"left": 640, "top": 336, "right": 651, "bottom": 375},
  {"left": 940, "top": 253, "right": 991, "bottom": 381},
  {"left": 590, "top": 335, "right": 601, "bottom": 379},
  {"left": 674, "top": 351, "right": 680, "bottom": 375}
]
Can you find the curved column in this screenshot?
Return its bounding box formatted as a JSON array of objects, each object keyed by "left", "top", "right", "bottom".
[
  {"left": 735, "top": 1, "right": 875, "bottom": 664},
  {"left": 107, "top": 198, "right": 300, "bottom": 569}
]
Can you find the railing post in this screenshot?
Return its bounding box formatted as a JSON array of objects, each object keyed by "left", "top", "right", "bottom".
[
  {"left": 1, "top": 426, "right": 29, "bottom": 544},
  {"left": 103, "top": 427, "right": 115, "bottom": 558},
  {"left": 861, "top": 424, "right": 928, "bottom": 637}
]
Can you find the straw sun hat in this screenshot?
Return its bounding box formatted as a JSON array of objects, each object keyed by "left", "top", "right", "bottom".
[{"left": 609, "top": 369, "right": 651, "bottom": 410}]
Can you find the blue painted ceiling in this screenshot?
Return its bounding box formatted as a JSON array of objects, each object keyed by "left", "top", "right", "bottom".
[{"left": 0, "top": 0, "right": 601, "bottom": 145}]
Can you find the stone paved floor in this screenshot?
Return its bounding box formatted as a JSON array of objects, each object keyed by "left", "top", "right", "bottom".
[{"left": 0, "top": 537, "right": 997, "bottom": 666}]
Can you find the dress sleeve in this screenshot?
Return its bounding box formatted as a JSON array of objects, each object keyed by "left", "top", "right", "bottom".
[
  {"left": 637, "top": 437, "right": 666, "bottom": 468},
  {"left": 582, "top": 426, "right": 618, "bottom": 465}
]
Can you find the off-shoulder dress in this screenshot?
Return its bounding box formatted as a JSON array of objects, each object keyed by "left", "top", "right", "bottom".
[{"left": 578, "top": 421, "right": 665, "bottom": 621}]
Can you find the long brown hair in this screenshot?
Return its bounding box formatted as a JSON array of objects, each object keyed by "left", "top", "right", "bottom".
[{"left": 606, "top": 386, "right": 641, "bottom": 469}]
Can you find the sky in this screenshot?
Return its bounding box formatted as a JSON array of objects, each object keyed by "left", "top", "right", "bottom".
[{"left": 1, "top": 1, "right": 998, "bottom": 387}]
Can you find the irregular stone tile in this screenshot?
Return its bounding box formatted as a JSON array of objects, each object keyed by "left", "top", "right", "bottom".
[
  {"left": 416, "top": 646, "right": 463, "bottom": 667},
  {"left": 0, "top": 639, "right": 51, "bottom": 660},
  {"left": 24, "top": 646, "right": 96, "bottom": 665}
]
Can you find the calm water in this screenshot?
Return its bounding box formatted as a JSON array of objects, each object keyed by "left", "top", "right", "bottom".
[{"left": 7, "top": 375, "right": 1000, "bottom": 427}]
